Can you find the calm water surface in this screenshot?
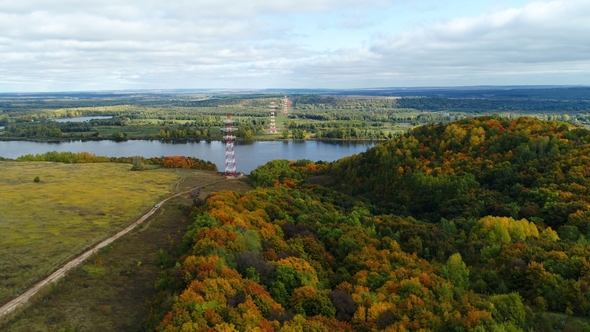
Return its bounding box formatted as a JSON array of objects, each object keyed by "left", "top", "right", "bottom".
[
  {"left": 0, "top": 140, "right": 375, "bottom": 174},
  {"left": 53, "top": 116, "right": 113, "bottom": 123}
]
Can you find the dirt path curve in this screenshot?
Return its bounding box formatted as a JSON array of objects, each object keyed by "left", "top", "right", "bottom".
[{"left": 0, "top": 178, "right": 227, "bottom": 320}]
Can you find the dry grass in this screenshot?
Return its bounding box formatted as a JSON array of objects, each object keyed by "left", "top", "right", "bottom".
[
  {"left": 1, "top": 167, "right": 253, "bottom": 331},
  {"left": 0, "top": 161, "right": 180, "bottom": 305}
]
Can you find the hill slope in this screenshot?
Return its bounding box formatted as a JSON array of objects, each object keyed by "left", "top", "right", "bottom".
[
  {"left": 152, "top": 117, "right": 590, "bottom": 331},
  {"left": 331, "top": 116, "right": 590, "bottom": 227}
]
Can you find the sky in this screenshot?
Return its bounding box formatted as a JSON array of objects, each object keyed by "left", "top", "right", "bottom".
[{"left": 1, "top": 0, "right": 589, "bottom": 92}]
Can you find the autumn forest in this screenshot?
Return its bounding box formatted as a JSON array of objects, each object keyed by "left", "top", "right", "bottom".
[{"left": 147, "top": 116, "right": 590, "bottom": 331}]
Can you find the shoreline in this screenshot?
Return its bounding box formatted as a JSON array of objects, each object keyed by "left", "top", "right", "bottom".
[{"left": 0, "top": 137, "right": 386, "bottom": 144}]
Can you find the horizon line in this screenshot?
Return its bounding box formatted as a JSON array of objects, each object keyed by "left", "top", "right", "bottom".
[{"left": 1, "top": 84, "right": 590, "bottom": 95}]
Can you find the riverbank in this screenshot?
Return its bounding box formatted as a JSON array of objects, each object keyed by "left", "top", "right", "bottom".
[
  {"left": 0, "top": 140, "right": 376, "bottom": 174},
  {"left": 0, "top": 136, "right": 386, "bottom": 143}
]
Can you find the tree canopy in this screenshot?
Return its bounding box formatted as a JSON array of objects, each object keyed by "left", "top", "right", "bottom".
[{"left": 150, "top": 116, "right": 590, "bottom": 331}]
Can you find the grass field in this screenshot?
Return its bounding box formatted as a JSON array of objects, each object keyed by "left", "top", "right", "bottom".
[
  {"left": 1, "top": 168, "right": 253, "bottom": 331},
  {"left": 0, "top": 162, "right": 180, "bottom": 305}
]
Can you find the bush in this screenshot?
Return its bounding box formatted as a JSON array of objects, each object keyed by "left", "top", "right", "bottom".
[
  {"left": 131, "top": 156, "right": 148, "bottom": 171},
  {"left": 33, "top": 176, "right": 40, "bottom": 182}
]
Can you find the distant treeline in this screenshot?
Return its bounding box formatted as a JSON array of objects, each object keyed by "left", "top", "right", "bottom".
[
  {"left": 397, "top": 97, "right": 590, "bottom": 113},
  {"left": 15, "top": 151, "right": 142, "bottom": 163},
  {"left": 327, "top": 86, "right": 590, "bottom": 100},
  {"left": 1, "top": 117, "right": 265, "bottom": 141},
  {"left": 12, "top": 151, "right": 218, "bottom": 171},
  {"left": 151, "top": 156, "right": 218, "bottom": 171},
  {"left": 0, "top": 92, "right": 209, "bottom": 112}
]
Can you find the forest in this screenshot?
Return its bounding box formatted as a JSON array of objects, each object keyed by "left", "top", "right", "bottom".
[
  {"left": 1, "top": 87, "right": 589, "bottom": 142},
  {"left": 145, "top": 116, "right": 590, "bottom": 331}
]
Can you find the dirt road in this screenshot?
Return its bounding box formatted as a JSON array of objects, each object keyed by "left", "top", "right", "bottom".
[{"left": 0, "top": 180, "right": 223, "bottom": 321}]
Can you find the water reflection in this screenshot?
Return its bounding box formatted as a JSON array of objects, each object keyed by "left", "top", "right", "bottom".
[{"left": 53, "top": 116, "right": 113, "bottom": 123}]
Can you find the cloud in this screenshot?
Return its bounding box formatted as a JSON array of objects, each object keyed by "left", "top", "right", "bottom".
[
  {"left": 0, "top": 0, "right": 395, "bottom": 17},
  {"left": 0, "top": 0, "right": 589, "bottom": 91},
  {"left": 371, "top": 1, "right": 590, "bottom": 67}
]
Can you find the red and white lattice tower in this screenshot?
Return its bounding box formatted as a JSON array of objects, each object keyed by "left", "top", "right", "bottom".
[
  {"left": 283, "top": 95, "right": 289, "bottom": 116},
  {"left": 221, "top": 114, "right": 237, "bottom": 176},
  {"left": 269, "top": 101, "right": 277, "bottom": 133}
]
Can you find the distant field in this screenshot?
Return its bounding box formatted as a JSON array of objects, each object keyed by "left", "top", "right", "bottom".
[{"left": 0, "top": 162, "right": 180, "bottom": 305}]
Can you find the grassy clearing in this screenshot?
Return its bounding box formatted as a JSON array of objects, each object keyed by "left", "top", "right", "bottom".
[
  {"left": 0, "top": 161, "right": 180, "bottom": 305},
  {"left": 1, "top": 169, "right": 253, "bottom": 331}
]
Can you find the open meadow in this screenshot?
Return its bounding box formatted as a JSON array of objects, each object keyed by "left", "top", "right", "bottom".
[
  {"left": 1, "top": 168, "right": 253, "bottom": 331},
  {"left": 0, "top": 161, "right": 180, "bottom": 306}
]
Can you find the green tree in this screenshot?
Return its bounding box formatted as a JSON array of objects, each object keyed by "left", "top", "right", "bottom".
[
  {"left": 440, "top": 253, "right": 469, "bottom": 296},
  {"left": 111, "top": 131, "right": 128, "bottom": 141},
  {"left": 489, "top": 293, "right": 526, "bottom": 327}
]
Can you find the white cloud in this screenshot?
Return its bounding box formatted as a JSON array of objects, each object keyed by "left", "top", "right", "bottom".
[
  {"left": 382, "top": 1, "right": 590, "bottom": 57},
  {"left": 0, "top": 0, "right": 589, "bottom": 91},
  {"left": 0, "top": 0, "right": 395, "bottom": 17},
  {"left": 361, "top": 0, "right": 590, "bottom": 84}
]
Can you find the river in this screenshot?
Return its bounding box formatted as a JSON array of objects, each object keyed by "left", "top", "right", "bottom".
[
  {"left": 0, "top": 140, "right": 376, "bottom": 174},
  {"left": 53, "top": 116, "right": 113, "bottom": 123}
]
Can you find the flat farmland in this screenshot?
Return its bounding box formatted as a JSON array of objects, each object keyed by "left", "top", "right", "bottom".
[{"left": 0, "top": 162, "right": 180, "bottom": 305}]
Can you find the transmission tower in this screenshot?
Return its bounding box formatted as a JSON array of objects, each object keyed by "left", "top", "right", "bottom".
[
  {"left": 283, "top": 95, "right": 289, "bottom": 116},
  {"left": 221, "top": 114, "right": 237, "bottom": 176},
  {"left": 269, "top": 100, "right": 277, "bottom": 133}
]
